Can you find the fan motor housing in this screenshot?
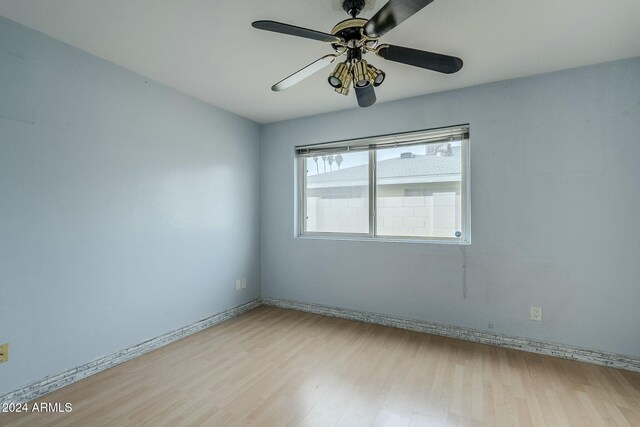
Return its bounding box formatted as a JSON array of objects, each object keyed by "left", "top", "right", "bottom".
[{"left": 331, "top": 18, "right": 368, "bottom": 50}]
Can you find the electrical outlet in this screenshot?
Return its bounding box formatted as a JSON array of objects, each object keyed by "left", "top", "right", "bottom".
[
  {"left": 241, "top": 278, "right": 246, "bottom": 289},
  {"left": 530, "top": 306, "right": 543, "bottom": 321},
  {"left": 235, "top": 280, "right": 241, "bottom": 291},
  {"left": 0, "top": 343, "right": 8, "bottom": 363}
]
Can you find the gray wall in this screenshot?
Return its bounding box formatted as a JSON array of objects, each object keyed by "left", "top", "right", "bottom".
[
  {"left": 261, "top": 57, "right": 640, "bottom": 357},
  {"left": 0, "top": 17, "right": 261, "bottom": 395}
]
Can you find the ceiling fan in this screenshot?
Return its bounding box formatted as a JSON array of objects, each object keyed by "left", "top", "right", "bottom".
[{"left": 252, "top": 0, "right": 463, "bottom": 108}]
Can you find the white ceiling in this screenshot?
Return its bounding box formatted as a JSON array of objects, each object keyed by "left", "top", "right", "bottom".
[{"left": 0, "top": 0, "right": 639, "bottom": 123}]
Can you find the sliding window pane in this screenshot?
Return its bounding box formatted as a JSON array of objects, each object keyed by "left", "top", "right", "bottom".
[
  {"left": 376, "top": 142, "right": 463, "bottom": 239},
  {"left": 304, "top": 151, "right": 369, "bottom": 234}
]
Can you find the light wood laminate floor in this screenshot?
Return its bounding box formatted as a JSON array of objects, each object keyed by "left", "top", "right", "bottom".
[{"left": 2, "top": 306, "right": 639, "bottom": 426}]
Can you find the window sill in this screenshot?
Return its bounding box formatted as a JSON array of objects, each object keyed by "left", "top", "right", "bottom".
[{"left": 295, "top": 234, "right": 470, "bottom": 245}]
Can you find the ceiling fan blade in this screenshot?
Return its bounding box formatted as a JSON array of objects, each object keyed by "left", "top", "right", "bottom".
[
  {"left": 377, "top": 44, "right": 463, "bottom": 74},
  {"left": 355, "top": 85, "right": 376, "bottom": 108},
  {"left": 272, "top": 55, "right": 338, "bottom": 92},
  {"left": 252, "top": 20, "right": 342, "bottom": 43},
  {"left": 364, "top": 0, "right": 434, "bottom": 38}
]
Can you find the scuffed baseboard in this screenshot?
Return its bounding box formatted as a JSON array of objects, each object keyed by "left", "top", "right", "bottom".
[
  {"left": 0, "top": 299, "right": 261, "bottom": 405},
  {"left": 4, "top": 296, "right": 638, "bottom": 406},
  {"left": 262, "top": 297, "right": 640, "bottom": 373}
]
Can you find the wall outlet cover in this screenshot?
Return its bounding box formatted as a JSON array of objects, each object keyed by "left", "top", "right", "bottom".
[
  {"left": 0, "top": 343, "right": 8, "bottom": 363},
  {"left": 241, "top": 278, "right": 246, "bottom": 289},
  {"left": 530, "top": 306, "right": 543, "bottom": 321},
  {"left": 235, "top": 280, "right": 241, "bottom": 291}
]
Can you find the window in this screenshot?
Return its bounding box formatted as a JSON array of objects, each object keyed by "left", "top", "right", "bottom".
[{"left": 297, "top": 125, "right": 470, "bottom": 243}]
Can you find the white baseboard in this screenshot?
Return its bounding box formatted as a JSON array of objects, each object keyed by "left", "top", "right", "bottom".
[
  {"left": 262, "top": 297, "right": 640, "bottom": 373},
  {"left": 0, "top": 299, "right": 261, "bottom": 405}
]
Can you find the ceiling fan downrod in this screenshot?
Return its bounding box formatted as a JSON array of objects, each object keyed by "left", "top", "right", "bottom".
[{"left": 342, "top": 0, "right": 367, "bottom": 17}]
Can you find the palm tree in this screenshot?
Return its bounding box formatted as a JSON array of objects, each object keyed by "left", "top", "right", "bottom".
[
  {"left": 335, "top": 154, "right": 343, "bottom": 170},
  {"left": 327, "top": 155, "right": 334, "bottom": 171},
  {"left": 313, "top": 156, "right": 319, "bottom": 175},
  {"left": 321, "top": 155, "right": 327, "bottom": 173}
]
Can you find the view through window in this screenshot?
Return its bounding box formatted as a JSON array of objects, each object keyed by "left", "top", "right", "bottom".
[
  {"left": 375, "top": 143, "right": 462, "bottom": 239},
  {"left": 304, "top": 151, "right": 369, "bottom": 234}
]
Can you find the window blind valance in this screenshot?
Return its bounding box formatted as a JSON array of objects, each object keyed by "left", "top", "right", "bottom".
[{"left": 295, "top": 125, "right": 469, "bottom": 157}]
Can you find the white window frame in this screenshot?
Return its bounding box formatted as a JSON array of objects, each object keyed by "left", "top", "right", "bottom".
[{"left": 296, "top": 125, "right": 471, "bottom": 244}]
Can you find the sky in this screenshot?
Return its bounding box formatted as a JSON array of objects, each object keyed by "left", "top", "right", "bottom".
[{"left": 306, "top": 141, "right": 462, "bottom": 176}]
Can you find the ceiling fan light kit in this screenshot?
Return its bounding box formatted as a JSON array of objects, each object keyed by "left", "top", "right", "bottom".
[
  {"left": 368, "top": 64, "right": 385, "bottom": 87},
  {"left": 252, "top": 0, "right": 463, "bottom": 108},
  {"left": 353, "top": 59, "right": 372, "bottom": 88},
  {"left": 334, "top": 84, "right": 351, "bottom": 96},
  {"left": 328, "top": 62, "right": 351, "bottom": 88}
]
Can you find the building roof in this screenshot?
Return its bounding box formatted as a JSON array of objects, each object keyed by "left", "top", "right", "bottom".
[{"left": 307, "top": 148, "right": 461, "bottom": 187}]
